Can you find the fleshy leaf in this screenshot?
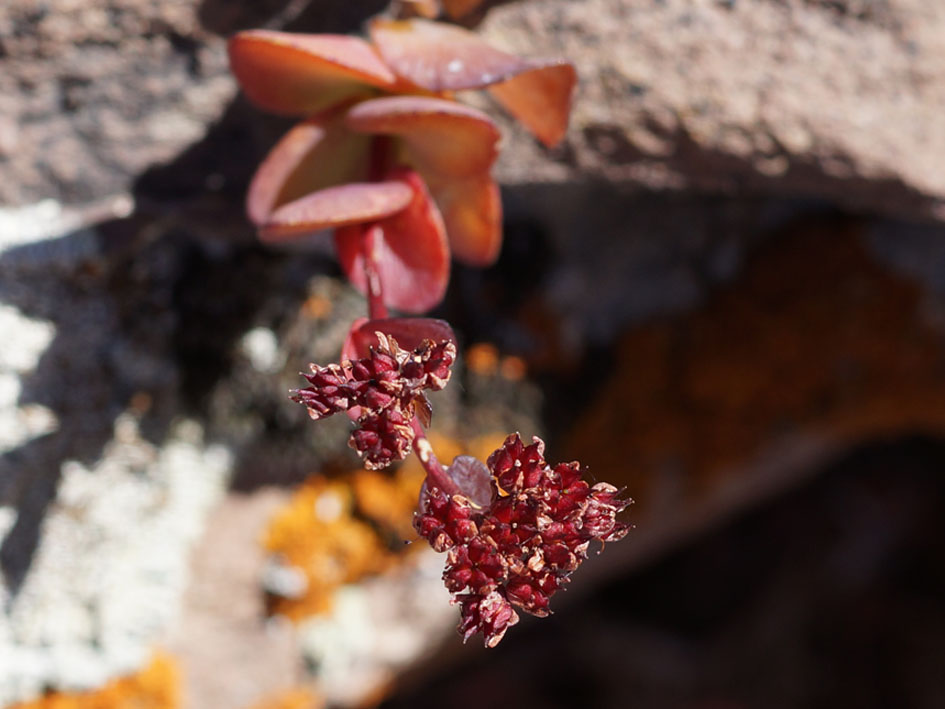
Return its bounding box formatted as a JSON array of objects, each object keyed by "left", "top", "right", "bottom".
[
  {"left": 346, "top": 96, "right": 500, "bottom": 177},
  {"left": 488, "top": 61, "right": 576, "bottom": 147},
  {"left": 369, "top": 19, "right": 575, "bottom": 145},
  {"left": 370, "top": 18, "right": 521, "bottom": 91},
  {"left": 247, "top": 115, "right": 370, "bottom": 225},
  {"left": 335, "top": 170, "right": 450, "bottom": 313},
  {"left": 341, "top": 317, "right": 371, "bottom": 363},
  {"left": 259, "top": 181, "right": 412, "bottom": 242},
  {"left": 228, "top": 30, "right": 396, "bottom": 115},
  {"left": 344, "top": 318, "right": 457, "bottom": 360},
  {"left": 447, "top": 455, "right": 495, "bottom": 508},
  {"left": 426, "top": 173, "right": 502, "bottom": 265}
]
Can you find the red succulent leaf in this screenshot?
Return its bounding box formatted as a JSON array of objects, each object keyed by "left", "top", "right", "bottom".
[
  {"left": 335, "top": 169, "right": 450, "bottom": 313},
  {"left": 425, "top": 173, "right": 502, "bottom": 266},
  {"left": 488, "top": 61, "right": 577, "bottom": 147},
  {"left": 345, "top": 96, "right": 502, "bottom": 264},
  {"left": 259, "top": 181, "right": 413, "bottom": 242},
  {"left": 247, "top": 114, "right": 370, "bottom": 226},
  {"left": 343, "top": 318, "right": 457, "bottom": 360},
  {"left": 369, "top": 18, "right": 517, "bottom": 91},
  {"left": 345, "top": 96, "right": 500, "bottom": 178},
  {"left": 340, "top": 317, "right": 371, "bottom": 363},
  {"left": 228, "top": 30, "right": 397, "bottom": 116},
  {"left": 368, "top": 18, "right": 575, "bottom": 146},
  {"left": 446, "top": 455, "right": 495, "bottom": 509}
]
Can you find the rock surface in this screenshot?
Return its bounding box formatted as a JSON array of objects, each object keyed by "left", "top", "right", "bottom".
[
  {"left": 0, "top": 417, "right": 229, "bottom": 705},
  {"left": 0, "top": 0, "right": 385, "bottom": 208},
  {"left": 565, "top": 218, "right": 945, "bottom": 583},
  {"left": 0, "top": 188, "right": 352, "bottom": 704},
  {"left": 0, "top": 1, "right": 233, "bottom": 205},
  {"left": 2, "top": 0, "right": 945, "bottom": 706},
  {"left": 0, "top": 199, "right": 234, "bottom": 706},
  {"left": 163, "top": 490, "right": 302, "bottom": 709},
  {"left": 3, "top": 0, "right": 944, "bottom": 225},
  {"left": 485, "top": 0, "right": 945, "bottom": 221}
]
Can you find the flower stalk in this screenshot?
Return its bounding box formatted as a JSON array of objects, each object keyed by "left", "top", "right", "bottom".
[
  {"left": 410, "top": 417, "right": 460, "bottom": 497},
  {"left": 358, "top": 220, "right": 455, "bottom": 493},
  {"left": 362, "top": 223, "right": 389, "bottom": 321}
]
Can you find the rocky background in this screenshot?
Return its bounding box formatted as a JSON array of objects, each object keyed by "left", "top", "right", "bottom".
[{"left": 2, "top": 0, "right": 945, "bottom": 707}]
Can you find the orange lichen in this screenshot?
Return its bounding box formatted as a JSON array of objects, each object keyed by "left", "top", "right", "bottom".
[
  {"left": 247, "top": 687, "right": 323, "bottom": 709},
  {"left": 263, "top": 479, "right": 394, "bottom": 620},
  {"left": 350, "top": 465, "right": 427, "bottom": 541},
  {"left": 263, "top": 431, "right": 508, "bottom": 621},
  {"left": 567, "top": 222, "right": 945, "bottom": 513},
  {"left": 499, "top": 355, "right": 527, "bottom": 381},
  {"left": 466, "top": 343, "right": 500, "bottom": 375},
  {"left": 302, "top": 293, "right": 333, "bottom": 320},
  {"left": 9, "top": 652, "right": 179, "bottom": 709}
]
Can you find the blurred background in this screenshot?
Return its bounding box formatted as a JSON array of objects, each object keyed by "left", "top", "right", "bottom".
[{"left": 2, "top": 0, "right": 945, "bottom": 707}]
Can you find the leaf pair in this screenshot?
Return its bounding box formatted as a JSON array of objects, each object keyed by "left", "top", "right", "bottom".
[
  {"left": 230, "top": 19, "right": 575, "bottom": 145},
  {"left": 369, "top": 18, "right": 575, "bottom": 147}
]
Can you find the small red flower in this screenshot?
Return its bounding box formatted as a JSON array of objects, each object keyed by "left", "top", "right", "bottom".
[
  {"left": 414, "top": 433, "right": 631, "bottom": 647},
  {"left": 292, "top": 332, "right": 456, "bottom": 469}
]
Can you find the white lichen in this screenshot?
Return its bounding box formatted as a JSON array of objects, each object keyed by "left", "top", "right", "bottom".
[{"left": 0, "top": 415, "right": 231, "bottom": 703}]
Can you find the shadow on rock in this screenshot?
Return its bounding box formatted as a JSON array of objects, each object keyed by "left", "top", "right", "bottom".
[{"left": 0, "top": 96, "right": 327, "bottom": 596}]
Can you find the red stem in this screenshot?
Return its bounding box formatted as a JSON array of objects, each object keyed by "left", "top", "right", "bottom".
[
  {"left": 359, "top": 221, "right": 453, "bottom": 493},
  {"left": 362, "top": 135, "right": 453, "bottom": 493},
  {"left": 361, "top": 223, "right": 388, "bottom": 320},
  {"left": 410, "top": 418, "right": 459, "bottom": 496},
  {"left": 363, "top": 134, "right": 395, "bottom": 321},
  {"left": 369, "top": 135, "right": 394, "bottom": 181}
]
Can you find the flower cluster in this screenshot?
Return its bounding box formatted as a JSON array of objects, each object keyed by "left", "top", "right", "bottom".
[
  {"left": 291, "top": 333, "right": 455, "bottom": 469},
  {"left": 414, "top": 433, "right": 631, "bottom": 647}
]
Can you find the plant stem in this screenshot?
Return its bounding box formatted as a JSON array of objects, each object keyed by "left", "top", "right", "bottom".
[
  {"left": 362, "top": 223, "right": 388, "bottom": 320},
  {"left": 359, "top": 221, "right": 453, "bottom": 493},
  {"left": 364, "top": 133, "right": 394, "bottom": 320},
  {"left": 368, "top": 135, "right": 394, "bottom": 181},
  {"left": 410, "top": 418, "right": 459, "bottom": 496},
  {"left": 362, "top": 136, "right": 453, "bottom": 494}
]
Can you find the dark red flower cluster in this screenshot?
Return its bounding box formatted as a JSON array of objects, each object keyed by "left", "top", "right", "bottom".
[
  {"left": 291, "top": 333, "right": 456, "bottom": 469},
  {"left": 414, "top": 433, "right": 631, "bottom": 647}
]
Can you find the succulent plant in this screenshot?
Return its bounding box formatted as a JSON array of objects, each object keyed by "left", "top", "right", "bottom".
[{"left": 229, "top": 17, "right": 575, "bottom": 312}]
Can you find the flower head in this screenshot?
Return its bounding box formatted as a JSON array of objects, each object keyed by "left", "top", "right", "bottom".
[
  {"left": 292, "top": 331, "right": 456, "bottom": 469},
  {"left": 414, "top": 433, "right": 631, "bottom": 647}
]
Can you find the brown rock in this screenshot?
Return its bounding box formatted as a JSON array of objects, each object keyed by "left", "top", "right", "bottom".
[
  {"left": 164, "top": 489, "right": 304, "bottom": 709},
  {"left": 485, "top": 0, "right": 945, "bottom": 221},
  {"left": 0, "top": 0, "right": 232, "bottom": 204},
  {"left": 566, "top": 219, "right": 945, "bottom": 570}
]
